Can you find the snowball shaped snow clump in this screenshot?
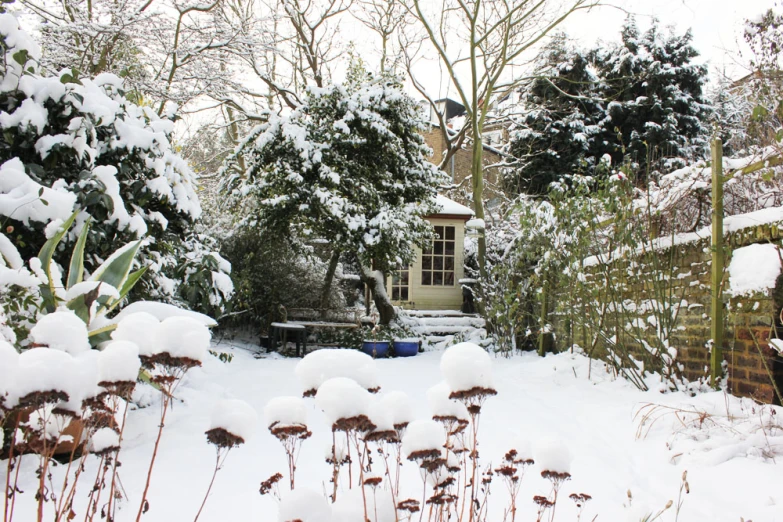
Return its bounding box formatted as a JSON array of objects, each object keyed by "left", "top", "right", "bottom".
[
  {"left": 380, "top": 391, "right": 414, "bottom": 429},
  {"left": 264, "top": 396, "right": 308, "bottom": 429},
  {"left": 98, "top": 340, "right": 141, "bottom": 384},
  {"left": 315, "top": 377, "right": 373, "bottom": 428},
  {"left": 277, "top": 488, "right": 331, "bottom": 522},
  {"left": 10, "top": 348, "right": 78, "bottom": 407},
  {"left": 90, "top": 427, "right": 120, "bottom": 455},
  {"left": 29, "top": 310, "right": 90, "bottom": 355},
  {"left": 401, "top": 420, "right": 446, "bottom": 460},
  {"left": 427, "top": 381, "right": 470, "bottom": 422},
  {"left": 534, "top": 437, "right": 572, "bottom": 474},
  {"left": 440, "top": 342, "right": 494, "bottom": 394},
  {"left": 111, "top": 312, "right": 161, "bottom": 356},
  {"left": 209, "top": 399, "right": 258, "bottom": 443},
  {"left": 112, "top": 313, "right": 210, "bottom": 362},
  {"left": 296, "top": 349, "right": 379, "bottom": 396},
  {"left": 157, "top": 316, "right": 210, "bottom": 362}
]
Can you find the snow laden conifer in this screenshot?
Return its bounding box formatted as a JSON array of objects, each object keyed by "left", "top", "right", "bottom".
[
  {"left": 0, "top": 13, "right": 232, "bottom": 317},
  {"left": 223, "top": 68, "right": 445, "bottom": 324},
  {"left": 595, "top": 18, "right": 711, "bottom": 176}
]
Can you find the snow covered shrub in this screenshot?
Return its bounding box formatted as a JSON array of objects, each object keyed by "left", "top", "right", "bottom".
[
  {"left": 0, "top": 13, "right": 231, "bottom": 316},
  {"left": 222, "top": 68, "right": 445, "bottom": 324},
  {"left": 219, "top": 226, "right": 344, "bottom": 330},
  {"left": 264, "top": 396, "right": 311, "bottom": 489},
  {"left": 257, "top": 343, "right": 590, "bottom": 522}
]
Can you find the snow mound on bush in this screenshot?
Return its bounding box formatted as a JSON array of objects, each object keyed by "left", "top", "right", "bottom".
[
  {"left": 9, "top": 348, "right": 78, "bottom": 406},
  {"left": 113, "top": 301, "right": 217, "bottom": 327},
  {"left": 264, "top": 396, "right": 308, "bottom": 428},
  {"left": 440, "top": 342, "right": 494, "bottom": 392},
  {"left": 427, "top": 381, "right": 470, "bottom": 421},
  {"left": 314, "top": 377, "right": 373, "bottom": 425},
  {"left": 111, "top": 312, "right": 162, "bottom": 356},
  {"left": 296, "top": 349, "right": 379, "bottom": 395},
  {"left": 278, "top": 488, "right": 331, "bottom": 522},
  {"left": 401, "top": 420, "right": 446, "bottom": 459},
  {"left": 210, "top": 399, "right": 258, "bottom": 442},
  {"left": 380, "top": 390, "right": 414, "bottom": 428},
  {"left": 98, "top": 340, "right": 141, "bottom": 384},
  {"left": 29, "top": 310, "right": 90, "bottom": 355},
  {"left": 157, "top": 316, "right": 210, "bottom": 361}
]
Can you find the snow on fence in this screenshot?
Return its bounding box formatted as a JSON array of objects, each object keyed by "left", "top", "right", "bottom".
[{"left": 554, "top": 208, "right": 783, "bottom": 403}]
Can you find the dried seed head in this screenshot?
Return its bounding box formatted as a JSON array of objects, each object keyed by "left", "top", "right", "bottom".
[
  {"left": 259, "top": 473, "right": 283, "bottom": 495},
  {"left": 397, "top": 499, "right": 420, "bottom": 513},
  {"left": 665, "top": 500, "right": 673, "bottom": 510},
  {"left": 205, "top": 427, "right": 245, "bottom": 449}
]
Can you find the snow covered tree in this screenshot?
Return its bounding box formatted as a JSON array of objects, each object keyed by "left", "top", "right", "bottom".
[
  {"left": 0, "top": 13, "right": 232, "bottom": 315},
  {"left": 508, "top": 35, "right": 604, "bottom": 194},
  {"left": 223, "top": 72, "right": 444, "bottom": 324},
  {"left": 595, "top": 18, "right": 711, "bottom": 178}
]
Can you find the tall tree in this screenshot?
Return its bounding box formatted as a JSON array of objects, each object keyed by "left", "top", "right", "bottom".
[
  {"left": 595, "top": 18, "right": 711, "bottom": 177},
  {"left": 221, "top": 72, "right": 444, "bottom": 324},
  {"left": 401, "top": 0, "right": 598, "bottom": 276},
  {"left": 508, "top": 34, "right": 604, "bottom": 194}
]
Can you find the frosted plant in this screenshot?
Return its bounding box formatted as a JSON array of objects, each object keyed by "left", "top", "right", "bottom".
[
  {"left": 195, "top": 399, "right": 257, "bottom": 522},
  {"left": 315, "top": 377, "right": 377, "bottom": 508},
  {"left": 533, "top": 438, "right": 573, "bottom": 522},
  {"left": 296, "top": 349, "right": 381, "bottom": 397},
  {"left": 264, "top": 396, "right": 312, "bottom": 489}
]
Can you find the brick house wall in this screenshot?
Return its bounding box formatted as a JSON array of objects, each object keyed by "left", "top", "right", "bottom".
[{"left": 421, "top": 124, "right": 506, "bottom": 205}]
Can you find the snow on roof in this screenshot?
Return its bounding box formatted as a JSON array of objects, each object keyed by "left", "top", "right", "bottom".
[{"left": 433, "top": 195, "right": 474, "bottom": 217}]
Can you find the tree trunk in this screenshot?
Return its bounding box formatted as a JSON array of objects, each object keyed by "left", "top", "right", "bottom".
[
  {"left": 472, "top": 126, "right": 487, "bottom": 281},
  {"left": 320, "top": 249, "right": 341, "bottom": 319},
  {"left": 359, "top": 264, "right": 395, "bottom": 325}
]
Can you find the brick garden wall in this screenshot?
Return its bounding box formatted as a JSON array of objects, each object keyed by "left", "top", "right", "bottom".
[{"left": 554, "top": 221, "right": 783, "bottom": 404}]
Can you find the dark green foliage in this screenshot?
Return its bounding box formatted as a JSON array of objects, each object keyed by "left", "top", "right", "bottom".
[
  {"left": 219, "top": 227, "right": 343, "bottom": 331},
  {"left": 509, "top": 19, "right": 711, "bottom": 193}
]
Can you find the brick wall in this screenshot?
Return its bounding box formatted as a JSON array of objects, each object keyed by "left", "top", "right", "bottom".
[
  {"left": 421, "top": 125, "right": 505, "bottom": 204},
  {"left": 554, "top": 222, "right": 783, "bottom": 404}
]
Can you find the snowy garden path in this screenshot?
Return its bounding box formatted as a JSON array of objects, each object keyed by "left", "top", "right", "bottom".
[{"left": 5, "top": 344, "right": 782, "bottom": 521}]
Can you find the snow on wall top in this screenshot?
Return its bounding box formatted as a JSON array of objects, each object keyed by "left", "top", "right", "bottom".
[
  {"left": 728, "top": 243, "right": 782, "bottom": 297},
  {"left": 432, "top": 194, "right": 473, "bottom": 217},
  {"left": 584, "top": 205, "right": 783, "bottom": 267}
]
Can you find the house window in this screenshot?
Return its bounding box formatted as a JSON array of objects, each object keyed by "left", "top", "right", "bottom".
[
  {"left": 391, "top": 267, "right": 410, "bottom": 301},
  {"left": 422, "top": 225, "right": 456, "bottom": 286}
]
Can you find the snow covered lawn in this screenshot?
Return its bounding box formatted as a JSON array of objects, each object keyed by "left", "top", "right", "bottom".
[{"left": 5, "top": 343, "right": 782, "bottom": 521}]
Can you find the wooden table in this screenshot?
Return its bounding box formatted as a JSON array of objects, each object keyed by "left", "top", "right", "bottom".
[{"left": 269, "top": 322, "right": 308, "bottom": 357}]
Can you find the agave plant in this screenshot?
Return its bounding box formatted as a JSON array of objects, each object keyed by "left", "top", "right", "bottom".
[{"left": 37, "top": 210, "right": 147, "bottom": 345}]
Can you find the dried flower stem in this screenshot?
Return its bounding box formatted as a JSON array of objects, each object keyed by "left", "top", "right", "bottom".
[
  {"left": 193, "top": 448, "right": 231, "bottom": 522},
  {"left": 135, "top": 391, "right": 171, "bottom": 522}
]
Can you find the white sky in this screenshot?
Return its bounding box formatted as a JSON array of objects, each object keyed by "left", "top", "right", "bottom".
[
  {"left": 563, "top": 0, "right": 774, "bottom": 80},
  {"left": 345, "top": 0, "right": 777, "bottom": 101}
]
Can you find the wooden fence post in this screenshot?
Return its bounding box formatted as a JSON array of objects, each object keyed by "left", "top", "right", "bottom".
[{"left": 710, "top": 137, "right": 724, "bottom": 388}]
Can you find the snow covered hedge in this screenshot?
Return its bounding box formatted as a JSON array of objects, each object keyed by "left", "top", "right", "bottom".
[{"left": 0, "top": 13, "right": 232, "bottom": 316}]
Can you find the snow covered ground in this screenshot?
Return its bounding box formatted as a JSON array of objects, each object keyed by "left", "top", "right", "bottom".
[{"left": 4, "top": 341, "right": 782, "bottom": 521}]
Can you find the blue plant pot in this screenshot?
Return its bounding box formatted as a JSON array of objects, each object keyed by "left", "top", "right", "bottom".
[
  {"left": 362, "top": 341, "right": 390, "bottom": 358},
  {"left": 393, "top": 341, "right": 419, "bottom": 357}
]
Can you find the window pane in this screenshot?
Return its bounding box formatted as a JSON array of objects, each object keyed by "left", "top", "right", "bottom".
[
  {"left": 445, "top": 257, "right": 454, "bottom": 270},
  {"left": 434, "top": 257, "right": 443, "bottom": 270},
  {"left": 434, "top": 272, "right": 443, "bottom": 285},
  {"left": 422, "top": 256, "right": 432, "bottom": 269},
  {"left": 401, "top": 271, "right": 409, "bottom": 285},
  {"left": 445, "top": 227, "right": 455, "bottom": 240},
  {"left": 445, "top": 272, "right": 454, "bottom": 285},
  {"left": 423, "top": 243, "right": 432, "bottom": 254},
  {"left": 434, "top": 226, "right": 444, "bottom": 239},
  {"left": 434, "top": 242, "right": 443, "bottom": 255},
  {"left": 401, "top": 288, "right": 409, "bottom": 301},
  {"left": 392, "top": 288, "right": 400, "bottom": 300},
  {"left": 422, "top": 272, "right": 432, "bottom": 285},
  {"left": 445, "top": 241, "right": 455, "bottom": 255},
  {"left": 392, "top": 273, "right": 400, "bottom": 285}
]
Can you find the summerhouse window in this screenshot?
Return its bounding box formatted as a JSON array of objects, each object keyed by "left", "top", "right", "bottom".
[
  {"left": 422, "top": 225, "right": 455, "bottom": 286},
  {"left": 391, "top": 267, "right": 410, "bottom": 301}
]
